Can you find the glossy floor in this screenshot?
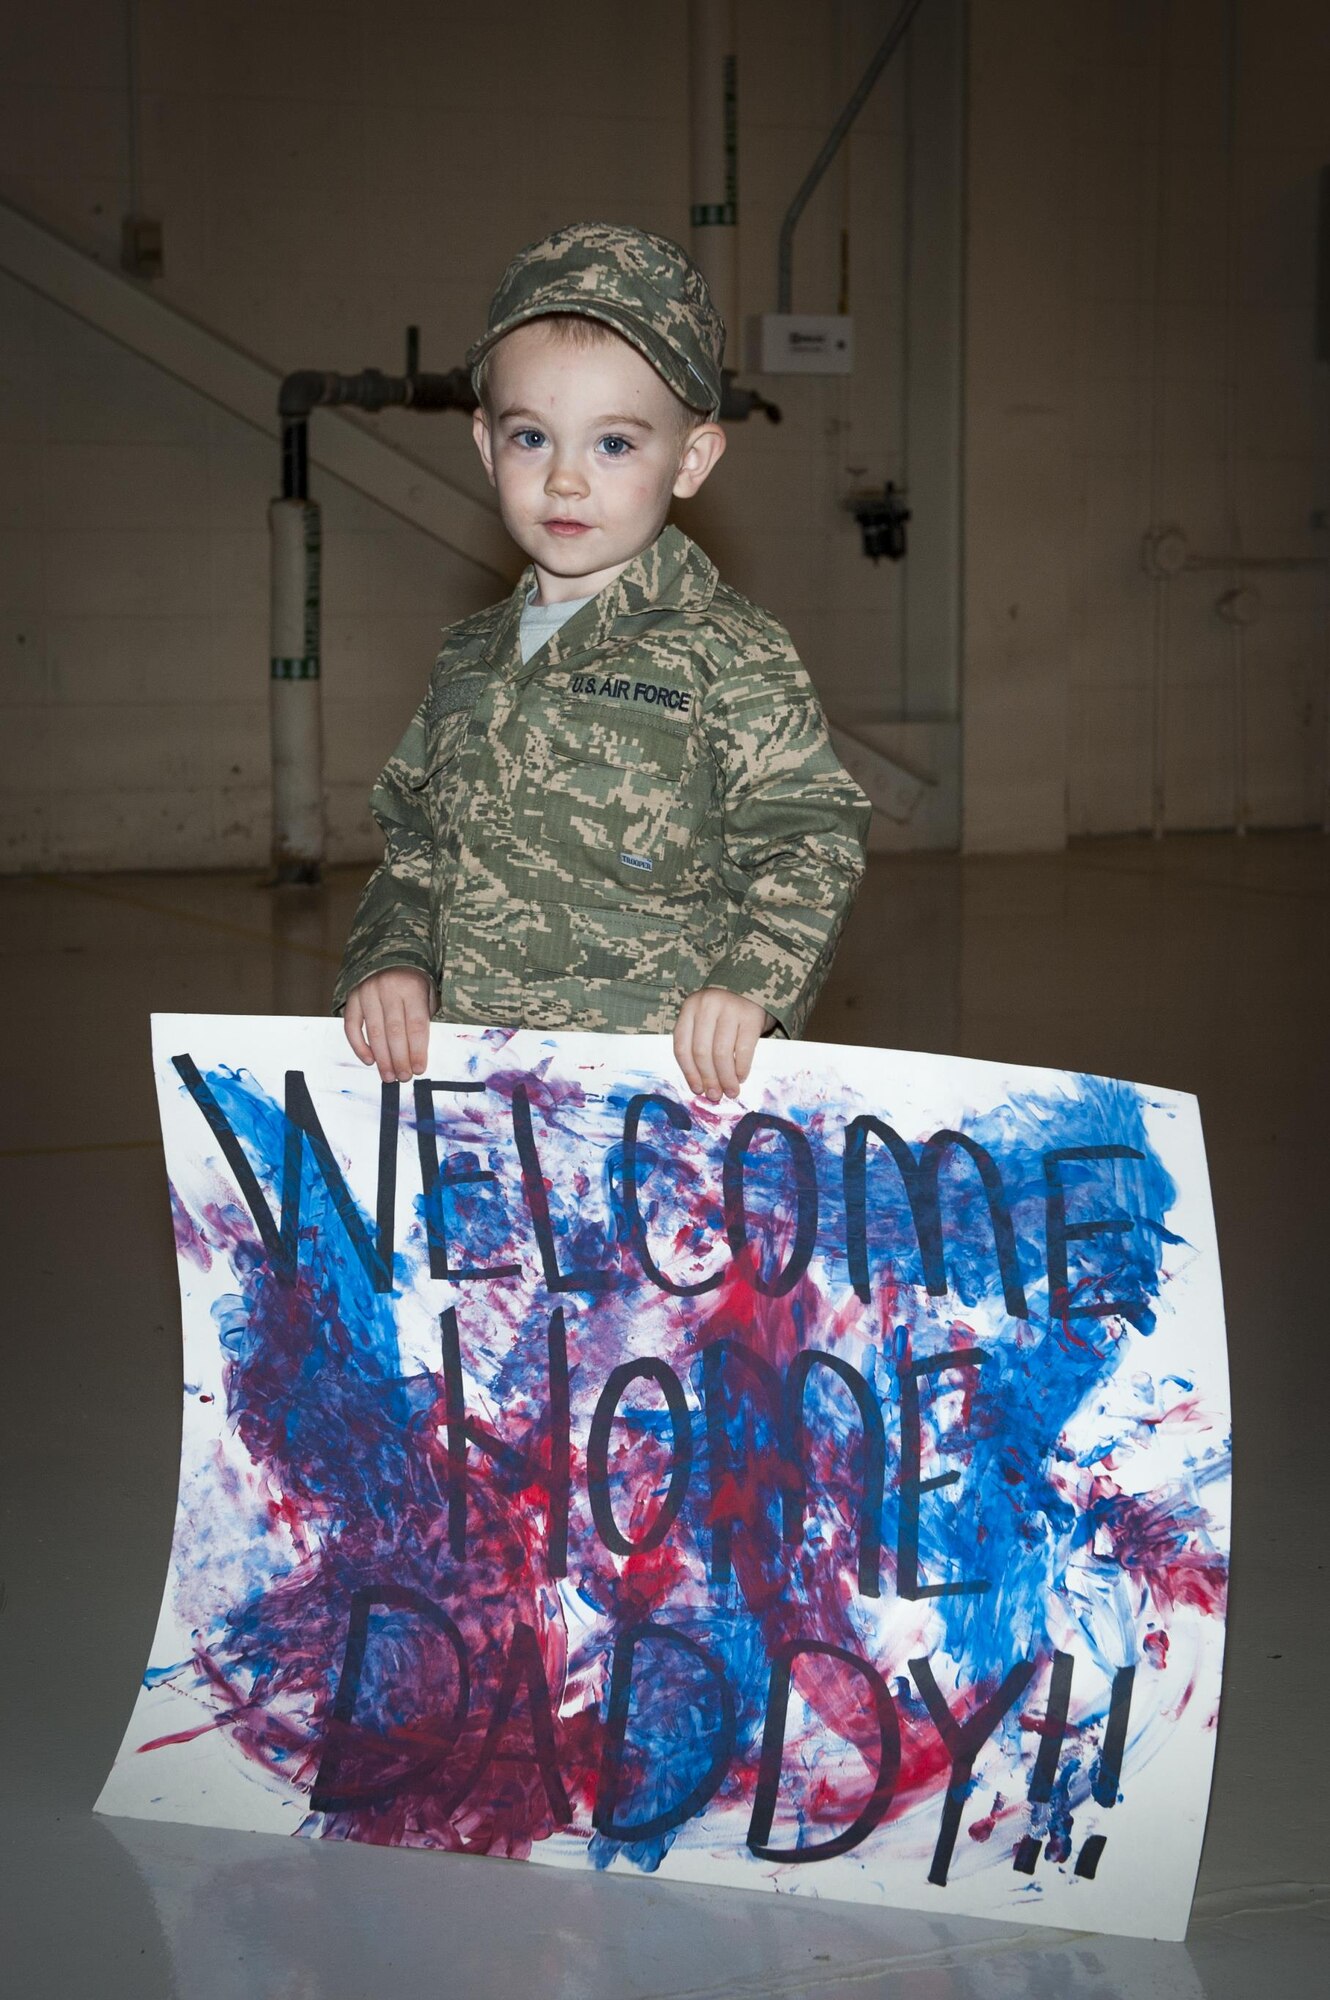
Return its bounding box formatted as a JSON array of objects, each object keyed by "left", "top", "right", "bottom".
[{"left": 2, "top": 835, "right": 1326, "bottom": 1998}]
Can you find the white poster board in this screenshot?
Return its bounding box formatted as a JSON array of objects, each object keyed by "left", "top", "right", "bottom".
[{"left": 98, "top": 1016, "right": 1230, "bottom": 1940}]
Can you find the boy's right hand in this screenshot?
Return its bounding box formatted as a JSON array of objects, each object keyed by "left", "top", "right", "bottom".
[{"left": 343, "top": 968, "right": 435, "bottom": 1082}]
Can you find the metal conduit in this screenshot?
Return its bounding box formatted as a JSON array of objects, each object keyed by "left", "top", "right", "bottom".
[{"left": 776, "top": 0, "right": 929, "bottom": 312}]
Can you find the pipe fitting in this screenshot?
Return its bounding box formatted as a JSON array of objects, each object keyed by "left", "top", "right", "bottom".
[
  {"left": 278, "top": 370, "right": 336, "bottom": 420},
  {"left": 718, "top": 370, "right": 781, "bottom": 423},
  {"left": 1142, "top": 524, "right": 1189, "bottom": 577},
  {"left": 278, "top": 367, "right": 476, "bottom": 420},
  {"left": 404, "top": 367, "right": 478, "bottom": 412}
]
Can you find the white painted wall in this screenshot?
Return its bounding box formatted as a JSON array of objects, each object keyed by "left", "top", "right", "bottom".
[{"left": 963, "top": 0, "right": 1330, "bottom": 848}]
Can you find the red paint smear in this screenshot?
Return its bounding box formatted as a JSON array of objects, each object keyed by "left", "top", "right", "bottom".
[
  {"left": 1085, "top": 1475, "right": 1228, "bottom": 1620},
  {"left": 1018, "top": 1708, "right": 1085, "bottom": 1740},
  {"left": 1139, "top": 1395, "right": 1211, "bottom": 1434},
  {"left": 138, "top": 1719, "right": 223, "bottom": 1752},
  {"left": 1143, "top": 1629, "right": 1169, "bottom": 1669},
  {"left": 968, "top": 1790, "right": 1007, "bottom": 1843},
  {"left": 265, "top": 1488, "right": 314, "bottom": 1557}
]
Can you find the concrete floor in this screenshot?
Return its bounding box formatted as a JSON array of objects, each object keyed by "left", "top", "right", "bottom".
[{"left": 1, "top": 834, "right": 1327, "bottom": 1997}]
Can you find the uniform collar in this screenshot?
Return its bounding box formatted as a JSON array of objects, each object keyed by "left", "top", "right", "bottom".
[
  {"left": 497, "top": 522, "right": 719, "bottom": 672},
  {"left": 597, "top": 521, "right": 719, "bottom": 625}
]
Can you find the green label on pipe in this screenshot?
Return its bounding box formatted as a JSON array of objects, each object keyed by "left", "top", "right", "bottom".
[
  {"left": 270, "top": 656, "right": 321, "bottom": 681},
  {"left": 690, "top": 202, "right": 736, "bottom": 227}
]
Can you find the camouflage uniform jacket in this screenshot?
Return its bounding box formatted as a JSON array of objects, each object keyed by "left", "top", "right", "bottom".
[{"left": 334, "top": 523, "right": 870, "bottom": 1037}]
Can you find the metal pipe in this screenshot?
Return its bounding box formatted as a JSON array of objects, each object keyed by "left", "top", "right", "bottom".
[
  {"left": 689, "top": 0, "right": 739, "bottom": 368},
  {"left": 1146, "top": 8, "right": 1173, "bottom": 840},
  {"left": 123, "top": 0, "right": 141, "bottom": 217},
  {"left": 1184, "top": 552, "right": 1330, "bottom": 572},
  {"left": 777, "top": 0, "right": 928, "bottom": 312},
  {"left": 277, "top": 366, "right": 476, "bottom": 420},
  {"left": 1220, "top": 0, "right": 1247, "bottom": 834},
  {"left": 268, "top": 498, "right": 324, "bottom": 882},
  {"left": 718, "top": 374, "right": 780, "bottom": 423},
  {"left": 403, "top": 367, "right": 478, "bottom": 411},
  {"left": 281, "top": 417, "right": 308, "bottom": 502},
  {"left": 1324, "top": 613, "right": 1330, "bottom": 834}
]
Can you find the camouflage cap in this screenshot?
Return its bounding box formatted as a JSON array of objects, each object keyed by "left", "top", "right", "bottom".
[{"left": 466, "top": 222, "right": 726, "bottom": 417}]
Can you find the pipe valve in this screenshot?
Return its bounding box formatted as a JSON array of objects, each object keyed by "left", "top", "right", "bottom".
[
  {"left": 846, "top": 480, "right": 910, "bottom": 562},
  {"left": 718, "top": 370, "right": 781, "bottom": 424}
]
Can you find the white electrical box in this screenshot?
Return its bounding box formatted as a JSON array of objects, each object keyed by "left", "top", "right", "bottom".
[{"left": 751, "top": 313, "right": 854, "bottom": 375}]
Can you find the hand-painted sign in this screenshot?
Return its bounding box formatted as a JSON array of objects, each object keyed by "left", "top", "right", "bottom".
[{"left": 97, "top": 1017, "right": 1230, "bottom": 1940}]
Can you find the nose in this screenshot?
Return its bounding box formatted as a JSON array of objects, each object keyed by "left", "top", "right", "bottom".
[{"left": 544, "top": 450, "right": 588, "bottom": 500}]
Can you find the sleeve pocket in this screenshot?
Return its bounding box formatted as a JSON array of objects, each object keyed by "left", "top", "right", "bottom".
[{"left": 418, "top": 707, "right": 472, "bottom": 777}]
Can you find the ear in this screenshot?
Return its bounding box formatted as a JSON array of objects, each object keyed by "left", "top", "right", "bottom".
[
  {"left": 672, "top": 422, "right": 727, "bottom": 500},
  {"left": 472, "top": 405, "right": 496, "bottom": 485}
]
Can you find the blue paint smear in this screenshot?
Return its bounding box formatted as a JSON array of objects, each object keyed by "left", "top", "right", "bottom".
[{"left": 199, "top": 1068, "right": 413, "bottom": 1521}]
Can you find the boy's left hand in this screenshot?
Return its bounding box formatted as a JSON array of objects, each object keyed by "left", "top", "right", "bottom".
[{"left": 673, "top": 988, "right": 774, "bottom": 1102}]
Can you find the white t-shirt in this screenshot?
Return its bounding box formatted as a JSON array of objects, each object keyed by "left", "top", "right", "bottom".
[{"left": 518, "top": 588, "right": 595, "bottom": 665}]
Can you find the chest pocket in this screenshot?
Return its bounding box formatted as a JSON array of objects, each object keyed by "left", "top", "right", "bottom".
[{"left": 532, "top": 670, "right": 701, "bottom": 896}]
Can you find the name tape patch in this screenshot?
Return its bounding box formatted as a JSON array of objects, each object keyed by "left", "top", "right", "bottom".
[
  {"left": 619, "top": 851, "right": 653, "bottom": 872},
  {"left": 570, "top": 673, "right": 692, "bottom": 715}
]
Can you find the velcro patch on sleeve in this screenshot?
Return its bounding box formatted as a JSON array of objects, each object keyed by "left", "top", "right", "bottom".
[{"left": 434, "top": 673, "right": 488, "bottom": 716}]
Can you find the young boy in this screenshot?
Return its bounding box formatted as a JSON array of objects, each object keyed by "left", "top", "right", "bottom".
[{"left": 336, "top": 222, "right": 870, "bottom": 1102}]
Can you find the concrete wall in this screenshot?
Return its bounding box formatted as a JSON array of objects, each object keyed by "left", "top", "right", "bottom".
[
  {"left": 963, "top": 0, "right": 1330, "bottom": 848},
  {"left": 2, "top": 0, "right": 951, "bottom": 872}
]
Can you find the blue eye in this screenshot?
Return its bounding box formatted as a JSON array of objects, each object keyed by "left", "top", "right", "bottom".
[
  {"left": 598, "top": 434, "right": 632, "bottom": 456},
  {"left": 514, "top": 428, "right": 546, "bottom": 449}
]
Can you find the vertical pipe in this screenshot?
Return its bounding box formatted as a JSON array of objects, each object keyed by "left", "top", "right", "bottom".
[
  {"left": 123, "top": 0, "right": 141, "bottom": 217},
  {"left": 281, "top": 416, "right": 309, "bottom": 502},
  {"left": 1147, "top": 4, "right": 1173, "bottom": 839},
  {"left": 1150, "top": 578, "right": 1171, "bottom": 840},
  {"left": 1220, "top": 0, "right": 1247, "bottom": 833},
  {"left": 1323, "top": 612, "right": 1330, "bottom": 833},
  {"left": 269, "top": 496, "right": 325, "bottom": 882},
  {"left": 689, "top": 0, "right": 739, "bottom": 371},
  {"left": 899, "top": 19, "right": 915, "bottom": 717}
]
